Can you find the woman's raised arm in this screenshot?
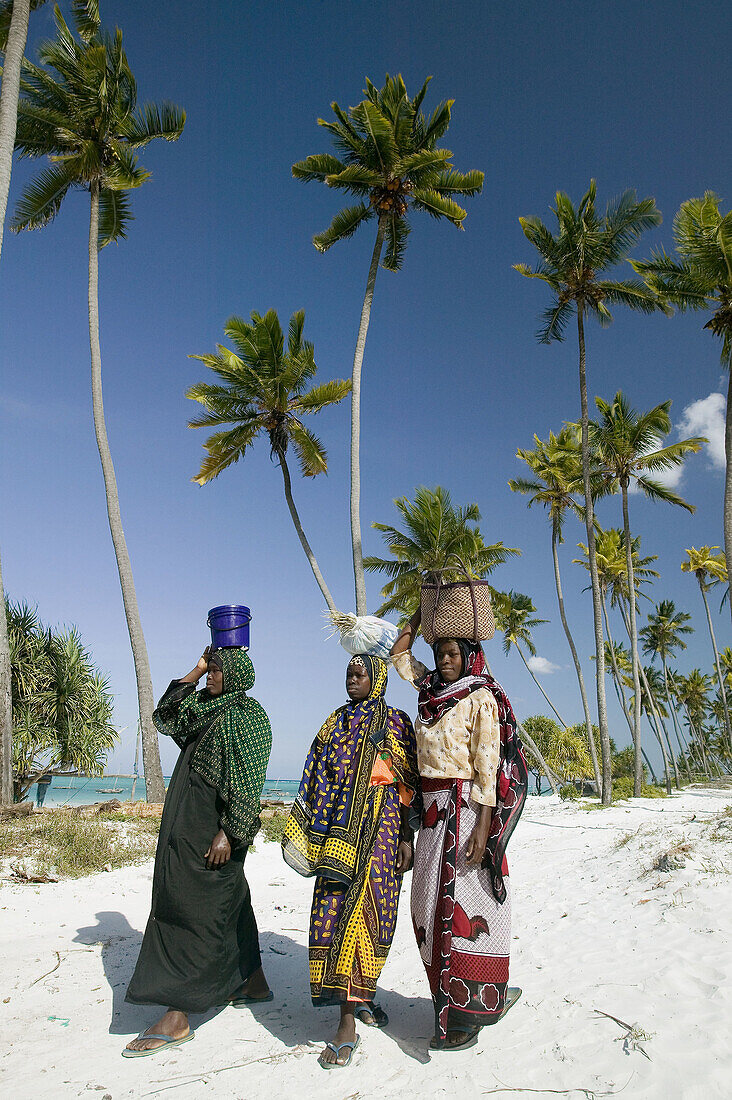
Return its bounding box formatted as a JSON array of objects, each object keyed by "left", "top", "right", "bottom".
[{"left": 391, "top": 609, "right": 421, "bottom": 657}]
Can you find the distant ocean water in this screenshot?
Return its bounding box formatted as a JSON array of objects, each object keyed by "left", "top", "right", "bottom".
[
  {"left": 29, "top": 774, "right": 554, "bottom": 807},
  {"left": 29, "top": 775, "right": 300, "bottom": 808}
]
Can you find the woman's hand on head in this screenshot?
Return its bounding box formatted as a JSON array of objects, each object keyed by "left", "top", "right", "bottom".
[
  {"left": 196, "top": 646, "right": 212, "bottom": 674},
  {"left": 204, "top": 828, "right": 231, "bottom": 869}
]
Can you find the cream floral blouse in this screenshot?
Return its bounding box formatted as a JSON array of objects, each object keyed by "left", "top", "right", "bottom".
[{"left": 392, "top": 650, "right": 500, "bottom": 807}]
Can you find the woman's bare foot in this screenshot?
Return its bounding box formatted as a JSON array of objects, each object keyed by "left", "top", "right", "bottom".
[
  {"left": 232, "top": 966, "right": 271, "bottom": 1001},
  {"left": 319, "top": 1005, "right": 357, "bottom": 1067},
  {"left": 125, "top": 1009, "right": 189, "bottom": 1053}
]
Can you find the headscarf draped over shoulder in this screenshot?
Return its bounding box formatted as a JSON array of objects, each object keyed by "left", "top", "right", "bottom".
[
  {"left": 418, "top": 639, "right": 528, "bottom": 904},
  {"left": 282, "top": 654, "right": 418, "bottom": 883},
  {"left": 153, "top": 648, "right": 272, "bottom": 845}
]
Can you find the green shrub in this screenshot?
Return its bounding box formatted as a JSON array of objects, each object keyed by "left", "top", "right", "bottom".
[
  {"left": 612, "top": 776, "right": 668, "bottom": 801},
  {"left": 258, "top": 811, "right": 288, "bottom": 844},
  {"left": 1, "top": 812, "right": 158, "bottom": 877},
  {"left": 559, "top": 784, "right": 580, "bottom": 801}
]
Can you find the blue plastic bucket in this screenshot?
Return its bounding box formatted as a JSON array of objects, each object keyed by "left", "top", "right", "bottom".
[{"left": 207, "top": 605, "right": 251, "bottom": 650}]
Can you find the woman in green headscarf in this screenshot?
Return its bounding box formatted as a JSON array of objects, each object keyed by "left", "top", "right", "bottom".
[{"left": 123, "top": 647, "right": 273, "bottom": 1057}]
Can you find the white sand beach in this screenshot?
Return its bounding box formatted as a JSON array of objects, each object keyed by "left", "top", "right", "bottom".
[{"left": 1, "top": 789, "right": 730, "bottom": 1100}]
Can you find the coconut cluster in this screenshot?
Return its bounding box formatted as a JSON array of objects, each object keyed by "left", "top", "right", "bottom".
[{"left": 370, "top": 177, "right": 413, "bottom": 216}]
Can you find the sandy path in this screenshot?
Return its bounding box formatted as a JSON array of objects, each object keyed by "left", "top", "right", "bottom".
[{"left": 1, "top": 790, "right": 730, "bottom": 1099}]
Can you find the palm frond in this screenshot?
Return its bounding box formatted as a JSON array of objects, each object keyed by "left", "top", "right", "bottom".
[
  {"left": 122, "top": 101, "right": 186, "bottom": 146},
  {"left": 313, "top": 202, "right": 373, "bottom": 251},
  {"left": 11, "top": 161, "right": 76, "bottom": 231},
  {"left": 289, "top": 422, "right": 328, "bottom": 477},
  {"left": 292, "top": 152, "right": 346, "bottom": 182},
  {"left": 98, "top": 186, "right": 133, "bottom": 246},
  {"left": 537, "top": 297, "right": 573, "bottom": 343},
  {"left": 295, "top": 378, "right": 351, "bottom": 412},
  {"left": 411, "top": 187, "right": 466, "bottom": 226},
  {"left": 431, "top": 168, "right": 484, "bottom": 196},
  {"left": 382, "top": 215, "right": 410, "bottom": 271}
]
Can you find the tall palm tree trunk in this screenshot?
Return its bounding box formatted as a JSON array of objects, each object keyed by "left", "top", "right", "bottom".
[
  {"left": 551, "top": 518, "right": 601, "bottom": 793},
  {"left": 350, "top": 214, "right": 386, "bottom": 616},
  {"left": 0, "top": 0, "right": 31, "bottom": 805},
  {"left": 602, "top": 599, "right": 662, "bottom": 787},
  {"left": 661, "top": 659, "right": 693, "bottom": 779},
  {"left": 602, "top": 599, "right": 636, "bottom": 736},
  {"left": 515, "top": 640, "right": 568, "bottom": 727},
  {"left": 276, "top": 449, "right": 337, "bottom": 613},
  {"left": 0, "top": 0, "right": 29, "bottom": 260},
  {"left": 619, "top": 601, "right": 677, "bottom": 790},
  {"left": 88, "top": 183, "right": 164, "bottom": 803},
  {"left": 620, "top": 482, "right": 643, "bottom": 794},
  {"left": 577, "top": 306, "right": 611, "bottom": 802},
  {"left": 724, "top": 369, "right": 732, "bottom": 627},
  {"left": 698, "top": 579, "right": 732, "bottom": 756}
]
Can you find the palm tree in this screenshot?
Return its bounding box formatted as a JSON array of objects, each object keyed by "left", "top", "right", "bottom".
[
  {"left": 293, "top": 74, "right": 483, "bottom": 615},
  {"left": 0, "top": 0, "right": 97, "bottom": 804},
  {"left": 632, "top": 194, "right": 732, "bottom": 606},
  {"left": 364, "top": 485, "right": 519, "bottom": 622},
  {"left": 7, "top": 598, "right": 116, "bottom": 802},
  {"left": 493, "top": 590, "right": 568, "bottom": 727},
  {"left": 641, "top": 600, "right": 695, "bottom": 774},
  {"left": 676, "top": 669, "right": 714, "bottom": 760},
  {"left": 681, "top": 546, "right": 732, "bottom": 756},
  {"left": 515, "top": 180, "right": 664, "bottom": 803},
  {"left": 510, "top": 423, "right": 603, "bottom": 793},
  {"left": 12, "top": 5, "right": 185, "bottom": 802},
  {"left": 575, "top": 528, "right": 675, "bottom": 789},
  {"left": 588, "top": 392, "right": 703, "bottom": 792},
  {"left": 188, "top": 309, "right": 351, "bottom": 612}
]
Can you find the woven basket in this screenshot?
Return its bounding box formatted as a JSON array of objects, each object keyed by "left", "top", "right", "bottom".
[{"left": 420, "top": 557, "right": 495, "bottom": 645}]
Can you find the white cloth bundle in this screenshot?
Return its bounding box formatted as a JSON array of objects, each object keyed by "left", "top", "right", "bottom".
[{"left": 327, "top": 612, "right": 399, "bottom": 661}]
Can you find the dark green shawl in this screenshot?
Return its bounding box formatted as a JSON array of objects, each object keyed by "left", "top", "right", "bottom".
[{"left": 153, "top": 649, "right": 272, "bottom": 844}]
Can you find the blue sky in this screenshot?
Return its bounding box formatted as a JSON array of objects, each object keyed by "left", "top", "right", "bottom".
[{"left": 1, "top": 0, "right": 730, "bottom": 778}]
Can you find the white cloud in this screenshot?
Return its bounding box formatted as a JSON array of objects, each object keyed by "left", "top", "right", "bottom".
[
  {"left": 628, "top": 391, "right": 725, "bottom": 494},
  {"left": 678, "top": 392, "right": 726, "bottom": 469},
  {"left": 527, "top": 655, "right": 561, "bottom": 675}
]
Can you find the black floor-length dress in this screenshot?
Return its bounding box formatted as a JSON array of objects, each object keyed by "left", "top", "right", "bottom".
[{"left": 126, "top": 682, "right": 262, "bottom": 1013}]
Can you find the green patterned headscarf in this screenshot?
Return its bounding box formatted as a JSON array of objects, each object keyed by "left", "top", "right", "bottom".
[{"left": 159, "top": 649, "right": 272, "bottom": 845}]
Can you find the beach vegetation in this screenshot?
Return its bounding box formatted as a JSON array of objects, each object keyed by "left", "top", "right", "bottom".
[
  {"left": 0, "top": 810, "right": 157, "bottom": 878},
  {"left": 258, "top": 811, "right": 289, "bottom": 844},
  {"left": 7, "top": 599, "right": 116, "bottom": 803},
  {"left": 515, "top": 180, "right": 665, "bottom": 803},
  {"left": 294, "top": 74, "right": 483, "bottom": 615},
  {"left": 188, "top": 309, "right": 350, "bottom": 613},
  {"left": 521, "top": 714, "right": 593, "bottom": 788},
  {"left": 559, "top": 783, "right": 580, "bottom": 801},
  {"left": 11, "top": 2, "right": 185, "bottom": 804},
  {"left": 612, "top": 775, "right": 667, "bottom": 801}
]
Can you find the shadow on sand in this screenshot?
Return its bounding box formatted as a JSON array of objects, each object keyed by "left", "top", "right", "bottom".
[{"left": 74, "top": 916, "right": 433, "bottom": 1060}]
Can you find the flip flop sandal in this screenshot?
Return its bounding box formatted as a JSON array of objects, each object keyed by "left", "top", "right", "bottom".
[
  {"left": 354, "top": 1001, "right": 389, "bottom": 1028},
  {"left": 318, "top": 1034, "right": 361, "bottom": 1069},
  {"left": 498, "top": 986, "right": 522, "bottom": 1020},
  {"left": 230, "top": 991, "right": 275, "bottom": 1007},
  {"left": 121, "top": 1031, "right": 195, "bottom": 1058},
  {"left": 430, "top": 1027, "right": 480, "bottom": 1052}
]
